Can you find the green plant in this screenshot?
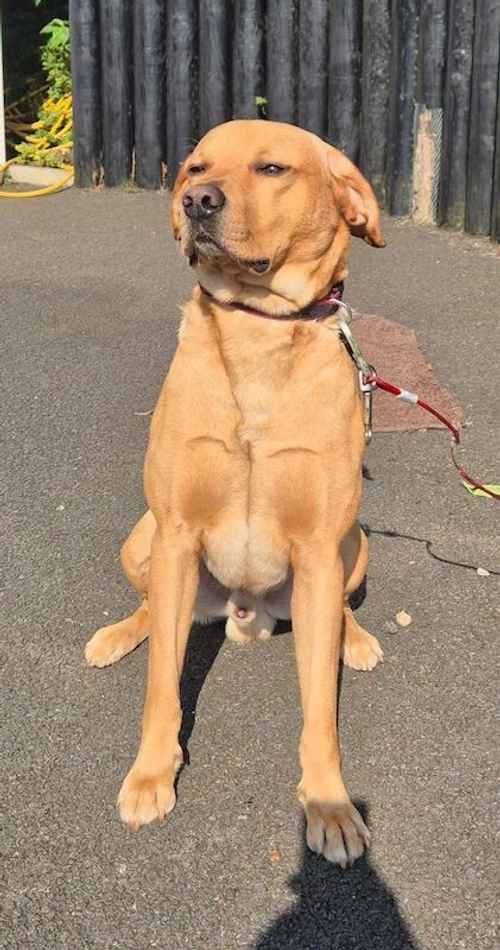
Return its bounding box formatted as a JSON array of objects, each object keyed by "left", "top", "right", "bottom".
[
  {"left": 13, "top": 8, "right": 72, "bottom": 168},
  {"left": 39, "top": 18, "right": 71, "bottom": 99},
  {"left": 255, "top": 96, "right": 268, "bottom": 118}
]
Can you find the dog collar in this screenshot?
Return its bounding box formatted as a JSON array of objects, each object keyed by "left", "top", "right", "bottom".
[{"left": 198, "top": 281, "right": 345, "bottom": 321}]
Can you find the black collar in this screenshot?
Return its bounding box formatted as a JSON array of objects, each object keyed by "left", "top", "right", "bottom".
[{"left": 198, "top": 281, "right": 344, "bottom": 321}]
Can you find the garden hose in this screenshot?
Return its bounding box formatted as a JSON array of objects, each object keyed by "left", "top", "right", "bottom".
[
  {"left": 0, "top": 156, "right": 73, "bottom": 198},
  {"left": 1, "top": 93, "right": 74, "bottom": 198}
]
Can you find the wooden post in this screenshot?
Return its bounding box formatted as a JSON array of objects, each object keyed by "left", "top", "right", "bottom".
[
  {"left": 328, "top": 0, "right": 362, "bottom": 161},
  {"left": 297, "top": 0, "right": 329, "bottom": 138},
  {"left": 466, "top": 0, "right": 500, "bottom": 234},
  {"left": 266, "top": 0, "right": 297, "bottom": 123},
  {"left": 359, "top": 0, "right": 390, "bottom": 202},
  {"left": 199, "top": 0, "right": 231, "bottom": 136},
  {"left": 166, "top": 0, "right": 198, "bottom": 186},
  {"left": 386, "top": 0, "right": 418, "bottom": 216},
  {"left": 134, "top": 0, "right": 165, "bottom": 189},
  {"left": 99, "top": 0, "right": 133, "bottom": 187},
  {"left": 439, "top": 0, "right": 474, "bottom": 229},
  {"left": 492, "top": 76, "right": 500, "bottom": 242},
  {"left": 69, "top": 0, "right": 101, "bottom": 187},
  {"left": 417, "top": 0, "right": 447, "bottom": 109},
  {"left": 412, "top": 0, "right": 447, "bottom": 224},
  {"left": 0, "top": 7, "right": 5, "bottom": 167},
  {"left": 233, "top": 0, "right": 264, "bottom": 119}
]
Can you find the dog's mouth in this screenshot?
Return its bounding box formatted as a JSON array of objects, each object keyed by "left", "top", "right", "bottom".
[{"left": 192, "top": 228, "right": 270, "bottom": 274}]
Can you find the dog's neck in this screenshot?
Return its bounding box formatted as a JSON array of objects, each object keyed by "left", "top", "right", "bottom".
[
  {"left": 188, "top": 226, "right": 350, "bottom": 318},
  {"left": 198, "top": 280, "right": 344, "bottom": 321},
  {"left": 194, "top": 288, "right": 342, "bottom": 437}
]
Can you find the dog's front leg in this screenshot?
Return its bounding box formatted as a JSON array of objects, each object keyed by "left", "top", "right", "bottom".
[
  {"left": 292, "top": 544, "right": 370, "bottom": 867},
  {"left": 118, "top": 526, "right": 199, "bottom": 830}
]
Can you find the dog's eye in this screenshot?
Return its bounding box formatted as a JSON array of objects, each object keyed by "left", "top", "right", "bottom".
[
  {"left": 256, "top": 163, "right": 287, "bottom": 176},
  {"left": 187, "top": 164, "right": 206, "bottom": 176}
]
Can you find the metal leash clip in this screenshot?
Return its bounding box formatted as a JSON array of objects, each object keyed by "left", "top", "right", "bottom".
[
  {"left": 359, "top": 368, "right": 376, "bottom": 445},
  {"left": 335, "top": 313, "right": 376, "bottom": 446}
]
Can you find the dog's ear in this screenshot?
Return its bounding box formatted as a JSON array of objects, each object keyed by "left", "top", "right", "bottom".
[
  {"left": 326, "top": 146, "right": 385, "bottom": 248},
  {"left": 170, "top": 159, "right": 189, "bottom": 240}
]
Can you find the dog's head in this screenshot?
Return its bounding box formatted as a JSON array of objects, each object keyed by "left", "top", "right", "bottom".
[{"left": 171, "top": 120, "right": 384, "bottom": 312}]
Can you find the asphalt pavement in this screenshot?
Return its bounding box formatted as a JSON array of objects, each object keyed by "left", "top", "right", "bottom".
[{"left": 1, "top": 189, "right": 498, "bottom": 950}]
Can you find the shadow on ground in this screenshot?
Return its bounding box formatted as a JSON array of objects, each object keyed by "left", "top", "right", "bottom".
[
  {"left": 178, "top": 623, "right": 419, "bottom": 950},
  {"left": 253, "top": 810, "right": 420, "bottom": 950},
  {"left": 179, "top": 621, "right": 226, "bottom": 757}
]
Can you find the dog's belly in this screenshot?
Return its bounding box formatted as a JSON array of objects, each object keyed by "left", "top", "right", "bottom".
[{"left": 202, "top": 513, "right": 290, "bottom": 596}]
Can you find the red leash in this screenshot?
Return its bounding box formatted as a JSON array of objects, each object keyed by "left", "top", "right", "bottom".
[{"left": 366, "top": 373, "right": 500, "bottom": 501}]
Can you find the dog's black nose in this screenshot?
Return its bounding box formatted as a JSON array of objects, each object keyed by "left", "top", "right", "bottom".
[{"left": 182, "top": 184, "right": 226, "bottom": 221}]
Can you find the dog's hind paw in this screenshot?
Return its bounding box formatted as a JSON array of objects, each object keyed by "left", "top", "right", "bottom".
[{"left": 343, "top": 625, "right": 383, "bottom": 672}]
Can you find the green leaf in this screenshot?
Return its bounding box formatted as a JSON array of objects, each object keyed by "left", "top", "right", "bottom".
[
  {"left": 40, "top": 18, "right": 68, "bottom": 35},
  {"left": 463, "top": 482, "right": 500, "bottom": 498}
]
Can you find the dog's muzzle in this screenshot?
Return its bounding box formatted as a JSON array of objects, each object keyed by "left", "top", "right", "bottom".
[{"left": 182, "top": 184, "right": 226, "bottom": 222}]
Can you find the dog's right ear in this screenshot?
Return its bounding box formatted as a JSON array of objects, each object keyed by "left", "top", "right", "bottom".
[
  {"left": 326, "top": 146, "right": 385, "bottom": 248},
  {"left": 170, "top": 159, "right": 189, "bottom": 240}
]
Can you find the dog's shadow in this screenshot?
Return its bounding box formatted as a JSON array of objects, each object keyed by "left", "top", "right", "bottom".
[
  {"left": 179, "top": 613, "right": 417, "bottom": 949},
  {"left": 179, "top": 573, "right": 368, "bottom": 756},
  {"left": 179, "top": 620, "right": 226, "bottom": 757},
  {"left": 253, "top": 808, "right": 420, "bottom": 950}
]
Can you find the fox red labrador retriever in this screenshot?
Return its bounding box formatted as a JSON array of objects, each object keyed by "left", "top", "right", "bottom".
[{"left": 86, "top": 120, "right": 385, "bottom": 867}]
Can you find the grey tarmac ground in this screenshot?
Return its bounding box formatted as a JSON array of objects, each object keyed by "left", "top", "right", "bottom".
[{"left": 1, "top": 190, "right": 498, "bottom": 950}]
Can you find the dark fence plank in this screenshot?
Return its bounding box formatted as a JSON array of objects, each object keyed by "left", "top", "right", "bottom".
[
  {"left": 412, "top": 0, "right": 448, "bottom": 224},
  {"left": 69, "top": 0, "right": 101, "bottom": 187},
  {"left": 71, "top": 0, "right": 496, "bottom": 237},
  {"left": 99, "top": 0, "right": 133, "bottom": 187},
  {"left": 359, "top": 0, "right": 390, "bottom": 202},
  {"left": 417, "top": 0, "right": 447, "bottom": 108},
  {"left": 199, "top": 0, "right": 231, "bottom": 136},
  {"left": 466, "top": 0, "right": 500, "bottom": 234},
  {"left": 266, "top": 0, "right": 297, "bottom": 123},
  {"left": 386, "top": 0, "right": 418, "bottom": 215},
  {"left": 439, "top": 0, "right": 474, "bottom": 229},
  {"left": 233, "top": 0, "right": 264, "bottom": 119},
  {"left": 492, "top": 76, "right": 500, "bottom": 241},
  {"left": 297, "top": 0, "right": 329, "bottom": 138},
  {"left": 328, "top": 0, "right": 362, "bottom": 161},
  {"left": 134, "top": 0, "right": 165, "bottom": 189},
  {"left": 166, "top": 0, "right": 198, "bottom": 185}
]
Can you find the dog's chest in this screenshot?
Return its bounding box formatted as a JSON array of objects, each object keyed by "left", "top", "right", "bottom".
[
  {"left": 233, "top": 377, "right": 275, "bottom": 445},
  {"left": 157, "top": 314, "right": 363, "bottom": 593}
]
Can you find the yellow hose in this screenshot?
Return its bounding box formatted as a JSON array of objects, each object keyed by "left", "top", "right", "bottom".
[{"left": 0, "top": 157, "right": 73, "bottom": 198}]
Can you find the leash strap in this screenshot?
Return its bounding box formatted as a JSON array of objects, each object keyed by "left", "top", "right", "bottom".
[
  {"left": 366, "top": 371, "right": 500, "bottom": 500},
  {"left": 333, "top": 315, "right": 500, "bottom": 502}
]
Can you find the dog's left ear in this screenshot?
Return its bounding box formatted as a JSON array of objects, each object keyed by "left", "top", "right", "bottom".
[
  {"left": 327, "top": 146, "right": 385, "bottom": 248},
  {"left": 170, "top": 159, "right": 189, "bottom": 241}
]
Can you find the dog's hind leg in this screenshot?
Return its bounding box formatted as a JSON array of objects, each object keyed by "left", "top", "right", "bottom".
[
  {"left": 342, "top": 603, "right": 383, "bottom": 671},
  {"left": 85, "top": 510, "right": 155, "bottom": 667},
  {"left": 85, "top": 515, "right": 246, "bottom": 666},
  {"left": 341, "top": 524, "right": 383, "bottom": 671},
  {"left": 85, "top": 601, "right": 150, "bottom": 668}
]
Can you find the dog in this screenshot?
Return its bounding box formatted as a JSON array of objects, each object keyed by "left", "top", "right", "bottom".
[{"left": 85, "top": 119, "right": 386, "bottom": 867}]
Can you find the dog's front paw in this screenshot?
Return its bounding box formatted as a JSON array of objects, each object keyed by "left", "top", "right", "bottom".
[
  {"left": 301, "top": 797, "right": 370, "bottom": 867},
  {"left": 118, "top": 766, "right": 177, "bottom": 831}
]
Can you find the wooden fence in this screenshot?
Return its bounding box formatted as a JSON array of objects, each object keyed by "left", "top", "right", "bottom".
[{"left": 70, "top": 0, "right": 500, "bottom": 240}]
